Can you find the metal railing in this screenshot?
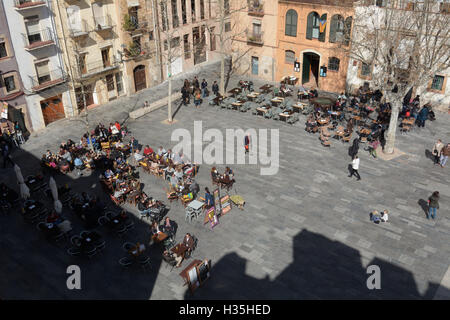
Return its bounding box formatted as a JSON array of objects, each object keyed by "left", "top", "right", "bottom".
[
  {"left": 22, "top": 28, "right": 54, "bottom": 49},
  {"left": 124, "top": 16, "right": 149, "bottom": 32},
  {"left": 124, "top": 42, "right": 152, "bottom": 58},
  {"left": 69, "top": 19, "right": 89, "bottom": 37},
  {"left": 94, "top": 15, "right": 114, "bottom": 31},
  {"left": 29, "top": 67, "right": 67, "bottom": 91},
  {"left": 14, "top": 0, "right": 46, "bottom": 9},
  {"left": 75, "top": 56, "right": 120, "bottom": 79},
  {"left": 246, "top": 31, "right": 264, "bottom": 44}
]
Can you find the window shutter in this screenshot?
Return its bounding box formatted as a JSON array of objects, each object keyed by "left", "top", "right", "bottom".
[
  {"left": 26, "top": 20, "right": 40, "bottom": 35},
  {"left": 306, "top": 13, "right": 313, "bottom": 40},
  {"left": 344, "top": 17, "right": 352, "bottom": 46},
  {"left": 35, "top": 61, "right": 50, "bottom": 77},
  {"left": 319, "top": 14, "right": 327, "bottom": 42},
  {"left": 329, "top": 16, "right": 337, "bottom": 43}
]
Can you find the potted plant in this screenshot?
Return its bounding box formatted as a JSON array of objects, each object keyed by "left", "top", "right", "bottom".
[{"left": 123, "top": 14, "right": 136, "bottom": 32}]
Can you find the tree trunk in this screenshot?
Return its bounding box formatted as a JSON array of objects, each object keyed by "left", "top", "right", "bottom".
[
  {"left": 219, "top": 0, "right": 225, "bottom": 96},
  {"left": 168, "top": 65, "right": 172, "bottom": 123},
  {"left": 384, "top": 99, "right": 401, "bottom": 154}
]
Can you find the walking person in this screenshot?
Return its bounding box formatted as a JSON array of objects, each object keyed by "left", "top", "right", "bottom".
[
  {"left": 212, "top": 81, "right": 219, "bottom": 96},
  {"left": 193, "top": 89, "right": 202, "bottom": 108},
  {"left": 432, "top": 139, "right": 444, "bottom": 165},
  {"left": 244, "top": 134, "right": 250, "bottom": 154},
  {"left": 416, "top": 104, "right": 429, "bottom": 128},
  {"left": 348, "top": 155, "right": 361, "bottom": 180},
  {"left": 439, "top": 143, "right": 450, "bottom": 168},
  {"left": 427, "top": 191, "right": 439, "bottom": 220},
  {"left": 349, "top": 137, "right": 360, "bottom": 158},
  {"left": 201, "top": 79, "right": 208, "bottom": 98},
  {"left": 1, "top": 140, "right": 14, "bottom": 168}
]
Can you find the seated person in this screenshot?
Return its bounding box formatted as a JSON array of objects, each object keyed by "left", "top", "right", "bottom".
[
  {"left": 143, "top": 145, "right": 154, "bottom": 156},
  {"left": 74, "top": 156, "right": 83, "bottom": 169},
  {"left": 104, "top": 169, "right": 114, "bottom": 179},
  {"left": 369, "top": 210, "right": 381, "bottom": 224},
  {"left": 224, "top": 166, "right": 234, "bottom": 181},
  {"left": 46, "top": 210, "right": 63, "bottom": 225},
  {"left": 380, "top": 210, "right": 389, "bottom": 222},
  {"left": 164, "top": 164, "right": 175, "bottom": 181},
  {"left": 163, "top": 249, "right": 183, "bottom": 268},
  {"left": 172, "top": 152, "right": 183, "bottom": 165},
  {"left": 211, "top": 167, "right": 219, "bottom": 182},
  {"left": 183, "top": 233, "right": 195, "bottom": 253},
  {"left": 157, "top": 146, "right": 166, "bottom": 157},
  {"left": 129, "top": 242, "right": 146, "bottom": 257},
  {"left": 134, "top": 149, "right": 144, "bottom": 162},
  {"left": 58, "top": 158, "right": 70, "bottom": 174},
  {"left": 161, "top": 217, "right": 176, "bottom": 237},
  {"left": 150, "top": 221, "right": 161, "bottom": 235},
  {"left": 174, "top": 167, "right": 184, "bottom": 183}
]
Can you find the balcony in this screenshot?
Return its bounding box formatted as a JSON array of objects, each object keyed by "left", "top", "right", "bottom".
[
  {"left": 246, "top": 31, "right": 264, "bottom": 45},
  {"left": 248, "top": 1, "right": 264, "bottom": 17},
  {"left": 94, "top": 15, "right": 114, "bottom": 32},
  {"left": 69, "top": 20, "right": 89, "bottom": 38},
  {"left": 22, "top": 28, "right": 55, "bottom": 51},
  {"left": 123, "top": 16, "right": 149, "bottom": 33},
  {"left": 14, "top": 0, "right": 46, "bottom": 11},
  {"left": 29, "top": 67, "right": 67, "bottom": 92},
  {"left": 123, "top": 42, "right": 152, "bottom": 60},
  {"left": 75, "top": 56, "right": 120, "bottom": 80}
]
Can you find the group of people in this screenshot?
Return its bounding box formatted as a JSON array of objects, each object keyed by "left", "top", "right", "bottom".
[
  {"left": 400, "top": 95, "right": 435, "bottom": 128},
  {"left": 431, "top": 139, "right": 450, "bottom": 168},
  {"left": 181, "top": 76, "right": 217, "bottom": 107}
]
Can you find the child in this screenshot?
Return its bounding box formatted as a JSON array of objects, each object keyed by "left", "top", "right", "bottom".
[
  {"left": 370, "top": 210, "right": 381, "bottom": 224},
  {"left": 380, "top": 210, "right": 389, "bottom": 222}
]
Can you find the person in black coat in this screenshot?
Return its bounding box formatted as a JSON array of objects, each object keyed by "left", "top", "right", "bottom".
[
  {"left": 212, "top": 81, "right": 219, "bottom": 96},
  {"left": 349, "top": 138, "right": 360, "bottom": 158}
]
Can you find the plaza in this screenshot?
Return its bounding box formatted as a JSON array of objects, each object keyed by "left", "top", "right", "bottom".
[{"left": 1, "top": 65, "right": 449, "bottom": 300}]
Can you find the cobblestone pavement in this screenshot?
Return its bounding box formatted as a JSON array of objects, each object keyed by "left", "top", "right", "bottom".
[{"left": 1, "top": 62, "right": 449, "bottom": 299}]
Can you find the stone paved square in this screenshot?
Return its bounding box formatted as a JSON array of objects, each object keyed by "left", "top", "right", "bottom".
[{"left": 0, "top": 69, "right": 449, "bottom": 300}]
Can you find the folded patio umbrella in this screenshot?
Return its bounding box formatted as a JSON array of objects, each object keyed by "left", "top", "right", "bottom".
[
  {"left": 14, "top": 164, "right": 30, "bottom": 199},
  {"left": 49, "top": 176, "right": 63, "bottom": 214}
]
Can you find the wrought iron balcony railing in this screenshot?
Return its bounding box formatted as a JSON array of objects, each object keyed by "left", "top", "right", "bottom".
[
  {"left": 75, "top": 56, "right": 120, "bottom": 80},
  {"left": 14, "top": 0, "right": 46, "bottom": 10},
  {"left": 29, "top": 67, "right": 67, "bottom": 92},
  {"left": 22, "top": 28, "right": 55, "bottom": 51},
  {"left": 246, "top": 31, "right": 264, "bottom": 45}
]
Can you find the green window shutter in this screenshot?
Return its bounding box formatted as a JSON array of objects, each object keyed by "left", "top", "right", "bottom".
[
  {"left": 306, "top": 12, "right": 313, "bottom": 40},
  {"left": 319, "top": 14, "right": 327, "bottom": 42},
  {"left": 329, "top": 15, "right": 337, "bottom": 43}
]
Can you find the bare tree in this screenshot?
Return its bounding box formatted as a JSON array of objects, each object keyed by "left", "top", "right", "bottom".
[
  {"left": 206, "top": 0, "right": 249, "bottom": 95},
  {"left": 348, "top": 0, "right": 450, "bottom": 154}
]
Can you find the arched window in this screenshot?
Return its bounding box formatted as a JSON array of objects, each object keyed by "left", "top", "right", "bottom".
[
  {"left": 285, "top": 50, "right": 295, "bottom": 64},
  {"left": 344, "top": 17, "right": 353, "bottom": 46},
  {"left": 328, "top": 57, "right": 340, "bottom": 71},
  {"left": 285, "top": 9, "right": 298, "bottom": 37},
  {"left": 329, "top": 15, "right": 345, "bottom": 43},
  {"left": 306, "top": 12, "right": 324, "bottom": 41}
]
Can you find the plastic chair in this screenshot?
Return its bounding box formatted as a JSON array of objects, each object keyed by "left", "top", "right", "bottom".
[
  {"left": 67, "top": 247, "right": 82, "bottom": 257},
  {"left": 98, "top": 216, "right": 109, "bottom": 226},
  {"left": 119, "top": 257, "right": 133, "bottom": 269},
  {"left": 70, "top": 235, "right": 82, "bottom": 247},
  {"left": 95, "top": 240, "right": 106, "bottom": 254},
  {"left": 138, "top": 255, "right": 151, "bottom": 270},
  {"left": 122, "top": 242, "right": 135, "bottom": 252}
]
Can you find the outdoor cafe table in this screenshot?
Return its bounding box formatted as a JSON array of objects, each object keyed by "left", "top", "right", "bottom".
[
  {"left": 152, "top": 231, "right": 168, "bottom": 243},
  {"left": 256, "top": 107, "right": 269, "bottom": 116},
  {"left": 271, "top": 97, "right": 284, "bottom": 106},
  {"left": 247, "top": 92, "right": 260, "bottom": 101},
  {"left": 352, "top": 116, "right": 362, "bottom": 126},
  {"left": 26, "top": 176, "right": 46, "bottom": 193},
  {"left": 292, "top": 103, "right": 307, "bottom": 113},
  {"left": 317, "top": 118, "right": 329, "bottom": 126},
  {"left": 228, "top": 88, "right": 241, "bottom": 97},
  {"left": 282, "top": 76, "right": 298, "bottom": 85},
  {"left": 279, "top": 112, "right": 292, "bottom": 122},
  {"left": 232, "top": 102, "right": 243, "bottom": 110},
  {"left": 402, "top": 118, "right": 415, "bottom": 126},
  {"left": 259, "top": 84, "right": 273, "bottom": 93},
  {"left": 171, "top": 243, "right": 189, "bottom": 258}
]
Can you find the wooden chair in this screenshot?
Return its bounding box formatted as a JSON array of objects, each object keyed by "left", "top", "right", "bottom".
[
  {"left": 342, "top": 134, "right": 352, "bottom": 143},
  {"left": 400, "top": 125, "right": 411, "bottom": 135}
]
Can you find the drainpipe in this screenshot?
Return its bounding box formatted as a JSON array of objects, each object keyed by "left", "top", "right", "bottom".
[
  {"left": 54, "top": 0, "right": 78, "bottom": 116},
  {"left": 151, "top": 0, "right": 164, "bottom": 83}
]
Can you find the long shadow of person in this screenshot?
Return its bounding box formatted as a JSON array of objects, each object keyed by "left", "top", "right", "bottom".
[
  {"left": 424, "top": 149, "right": 436, "bottom": 163},
  {"left": 418, "top": 199, "right": 429, "bottom": 218}
]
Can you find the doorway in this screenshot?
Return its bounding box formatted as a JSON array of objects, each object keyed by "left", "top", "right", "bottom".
[
  {"left": 302, "top": 52, "right": 320, "bottom": 86},
  {"left": 40, "top": 95, "right": 65, "bottom": 126},
  {"left": 133, "top": 65, "right": 146, "bottom": 92}
]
